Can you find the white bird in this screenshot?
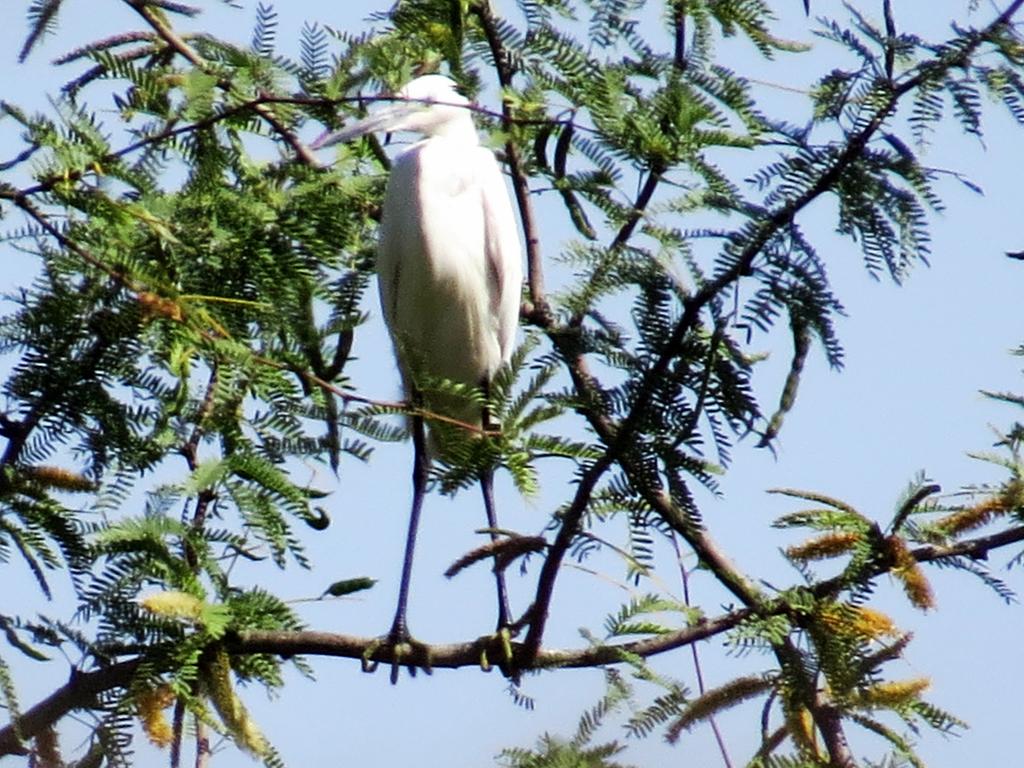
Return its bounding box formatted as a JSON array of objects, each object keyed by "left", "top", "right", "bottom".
[{"left": 313, "top": 75, "right": 523, "bottom": 655}]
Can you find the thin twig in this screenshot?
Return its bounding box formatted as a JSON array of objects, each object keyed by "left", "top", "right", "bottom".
[
  {"left": 170, "top": 699, "right": 186, "bottom": 768},
  {"left": 17, "top": 100, "right": 256, "bottom": 198},
  {"left": 673, "top": 0, "right": 688, "bottom": 70},
  {"left": 124, "top": 0, "right": 319, "bottom": 167},
  {"left": 194, "top": 717, "right": 210, "bottom": 768},
  {"left": 182, "top": 366, "right": 220, "bottom": 471},
  {"left": 613, "top": 165, "right": 664, "bottom": 253},
  {"left": 671, "top": 535, "right": 733, "bottom": 768}
]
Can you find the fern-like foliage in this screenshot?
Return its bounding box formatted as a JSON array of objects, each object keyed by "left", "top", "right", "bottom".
[
  {"left": 0, "top": 5, "right": 384, "bottom": 760},
  {"left": 2, "top": 1, "right": 1024, "bottom": 767},
  {"left": 498, "top": 668, "right": 637, "bottom": 768}
]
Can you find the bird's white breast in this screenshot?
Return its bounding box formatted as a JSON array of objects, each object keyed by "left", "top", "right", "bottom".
[{"left": 377, "top": 135, "right": 519, "bottom": 412}]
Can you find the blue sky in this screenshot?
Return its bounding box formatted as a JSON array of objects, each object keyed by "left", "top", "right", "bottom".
[{"left": 1, "top": 2, "right": 1022, "bottom": 766}]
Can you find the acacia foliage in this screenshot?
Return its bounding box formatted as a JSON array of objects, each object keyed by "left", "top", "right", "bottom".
[{"left": 1, "top": 1, "right": 1024, "bottom": 767}]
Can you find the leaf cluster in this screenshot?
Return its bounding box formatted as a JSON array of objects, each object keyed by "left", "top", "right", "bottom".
[{"left": 3, "top": 1, "right": 1024, "bottom": 767}]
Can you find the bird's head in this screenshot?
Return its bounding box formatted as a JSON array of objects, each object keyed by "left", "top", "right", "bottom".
[{"left": 311, "top": 74, "right": 475, "bottom": 149}]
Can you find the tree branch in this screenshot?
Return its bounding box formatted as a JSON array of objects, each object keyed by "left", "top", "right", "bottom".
[
  {"left": 123, "top": 0, "right": 320, "bottom": 167},
  {"left": 525, "top": 0, "right": 1024, "bottom": 657},
  {"left": 0, "top": 612, "right": 740, "bottom": 756},
  {"left": 0, "top": 660, "right": 139, "bottom": 757},
  {"left": 3, "top": 516, "right": 1021, "bottom": 756}
]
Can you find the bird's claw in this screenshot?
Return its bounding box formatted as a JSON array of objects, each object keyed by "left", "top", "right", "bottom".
[
  {"left": 476, "top": 626, "right": 516, "bottom": 678},
  {"left": 362, "top": 628, "right": 433, "bottom": 684}
]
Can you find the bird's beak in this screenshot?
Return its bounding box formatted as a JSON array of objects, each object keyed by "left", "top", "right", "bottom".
[{"left": 310, "top": 103, "right": 416, "bottom": 149}]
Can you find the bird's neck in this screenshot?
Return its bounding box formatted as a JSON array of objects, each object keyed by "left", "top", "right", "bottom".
[{"left": 427, "top": 116, "right": 479, "bottom": 145}]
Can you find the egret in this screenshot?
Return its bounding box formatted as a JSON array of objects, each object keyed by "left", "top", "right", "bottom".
[{"left": 313, "top": 75, "right": 524, "bottom": 662}]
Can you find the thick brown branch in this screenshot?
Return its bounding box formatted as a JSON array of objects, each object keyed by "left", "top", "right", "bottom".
[
  {"left": 0, "top": 612, "right": 742, "bottom": 756},
  {"left": 0, "top": 660, "right": 139, "bottom": 757},
  {"left": 522, "top": 160, "right": 710, "bottom": 648},
  {"left": 772, "top": 638, "right": 853, "bottom": 767},
  {"left": 912, "top": 524, "right": 1024, "bottom": 563},
  {"left": 234, "top": 614, "right": 741, "bottom": 668},
  {"left": 522, "top": 452, "right": 616, "bottom": 657},
  {"left": 2, "top": 518, "right": 1021, "bottom": 757},
  {"left": 811, "top": 692, "right": 855, "bottom": 767},
  {"left": 194, "top": 719, "right": 210, "bottom": 768}
]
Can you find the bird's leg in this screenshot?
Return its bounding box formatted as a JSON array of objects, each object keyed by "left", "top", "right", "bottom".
[
  {"left": 479, "top": 380, "right": 514, "bottom": 672},
  {"left": 479, "top": 465, "right": 512, "bottom": 630},
  {"left": 478, "top": 462, "right": 517, "bottom": 676},
  {"left": 363, "top": 404, "right": 432, "bottom": 683},
  {"left": 390, "top": 408, "right": 428, "bottom": 640}
]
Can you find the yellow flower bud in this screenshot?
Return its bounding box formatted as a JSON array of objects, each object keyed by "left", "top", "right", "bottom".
[
  {"left": 886, "top": 536, "right": 934, "bottom": 610},
  {"left": 820, "top": 603, "right": 899, "bottom": 640},
  {"left": 204, "top": 647, "right": 269, "bottom": 757},
  {"left": 140, "top": 591, "right": 205, "bottom": 621},
  {"left": 857, "top": 677, "right": 930, "bottom": 707},
  {"left": 136, "top": 685, "right": 176, "bottom": 749},
  {"left": 786, "top": 531, "right": 861, "bottom": 561}
]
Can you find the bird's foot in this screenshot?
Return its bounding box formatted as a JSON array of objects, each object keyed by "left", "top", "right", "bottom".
[
  {"left": 362, "top": 621, "right": 433, "bottom": 684},
  {"left": 475, "top": 624, "right": 517, "bottom": 678}
]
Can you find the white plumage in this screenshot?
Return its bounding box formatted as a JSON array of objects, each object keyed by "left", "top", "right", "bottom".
[
  {"left": 374, "top": 76, "right": 522, "bottom": 425},
  {"left": 317, "top": 75, "right": 522, "bottom": 425},
  {"left": 312, "top": 75, "right": 523, "bottom": 648}
]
